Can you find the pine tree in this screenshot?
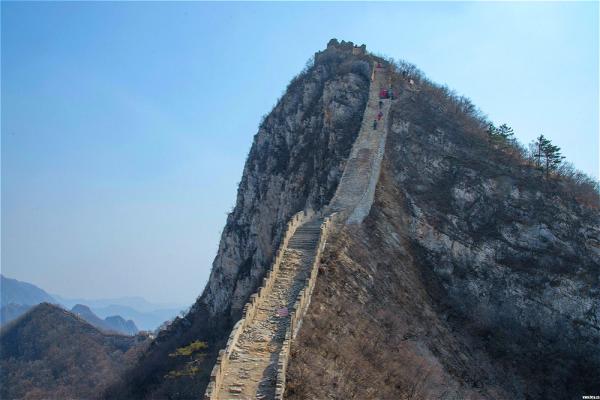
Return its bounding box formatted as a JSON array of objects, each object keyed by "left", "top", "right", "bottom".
[
  {"left": 486, "top": 123, "right": 497, "bottom": 148},
  {"left": 496, "top": 124, "right": 515, "bottom": 142},
  {"left": 487, "top": 123, "right": 498, "bottom": 137},
  {"left": 533, "top": 134, "right": 550, "bottom": 169},
  {"left": 487, "top": 122, "right": 515, "bottom": 149},
  {"left": 543, "top": 143, "right": 565, "bottom": 178},
  {"left": 532, "top": 134, "right": 564, "bottom": 177}
]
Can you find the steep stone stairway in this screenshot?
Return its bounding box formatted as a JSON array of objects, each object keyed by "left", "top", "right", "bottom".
[
  {"left": 214, "top": 218, "right": 324, "bottom": 400},
  {"left": 207, "top": 62, "right": 391, "bottom": 400},
  {"left": 328, "top": 63, "right": 391, "bottom": 223}
]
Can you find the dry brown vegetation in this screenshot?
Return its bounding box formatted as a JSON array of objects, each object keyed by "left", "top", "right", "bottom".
[
  {"left": 285, "top": 172, "right": 504, "bottom": 399},
  {"left": 384, "top": 57, "right": 598, "bottom": 209}
]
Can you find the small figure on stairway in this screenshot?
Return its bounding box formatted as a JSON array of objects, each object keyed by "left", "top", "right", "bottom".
[
  {"left": 378, "top": 100, "right": 383, "bottom": 109},
  {"left": 377, "top": 111, "right": 383, "bottom": 121},
  {"left": 276, "top": 308, "right": 289, "bottom": 317},
  {"left": 373, "top": 119, "right": 377, "bottom": 130}
]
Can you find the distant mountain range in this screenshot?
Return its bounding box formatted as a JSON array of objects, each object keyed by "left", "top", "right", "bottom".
[
  {"left": 71, "top": 304, "right": 138, "bottom": 335},
  {"left": 89, "top": 303, "right": 183, "bottom": 331},
  {"left": 0, "top": 274, "right": 183, "bottom": 331},
  {"left": 52, "top": 294, "right": 182, "bottom": 313},
  {"left": 0, "top": 303, "right": 147, "bottom": 400}
]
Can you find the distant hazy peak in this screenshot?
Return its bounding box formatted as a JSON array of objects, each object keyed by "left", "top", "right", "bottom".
[{"left": 0, "top": 274, "right": 56, "bottom": 307}]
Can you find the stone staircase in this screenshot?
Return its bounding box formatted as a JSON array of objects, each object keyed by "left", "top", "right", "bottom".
[
  {"left": 328, "top": 63, "right": 391, "bottom": 223},
  {"left": 205, "top": 62, "right": 391, "bottom": 400},
  {"left": 215, "top": 218, "right": 323, "bottom": 399}
]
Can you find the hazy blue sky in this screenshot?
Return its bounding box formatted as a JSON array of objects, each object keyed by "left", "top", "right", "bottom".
[{"left": 2, "top": 2, "right": 598, "bottom": 305}]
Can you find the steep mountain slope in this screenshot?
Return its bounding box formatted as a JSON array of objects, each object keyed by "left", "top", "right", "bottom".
[
  {"left": 0, "top": 275, "right": 55, "bottom": 307},
  {"left": 72, "top": 304, "right": 139, "bottom": 335},
  {"left": 105, "top": 40, "right": 372, "bottom": 400},
  {"left": 0, "top": 303, "right": 147, "bottom": 400},
  {"left": 284, "top": 59, "right": 600, "bottom": 399}
]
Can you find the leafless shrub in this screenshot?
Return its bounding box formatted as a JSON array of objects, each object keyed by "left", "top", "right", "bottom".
[{"left": 556, "top": 162, "right": 600, "bottom": 208}]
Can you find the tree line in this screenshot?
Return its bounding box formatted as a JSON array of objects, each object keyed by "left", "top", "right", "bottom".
[{"left": 487, "top": 123, "right": 566, "bottom": 178}]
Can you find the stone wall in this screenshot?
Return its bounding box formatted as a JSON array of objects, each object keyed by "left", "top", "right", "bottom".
[
  {"left": 274, "top": 213, "right": 337, "bottom": 399},
  {"left": 203, "top": 209, "right": 314, "bottom": 400},
  {"left": 347, "top": 107, "right": 390, "bottom": 224}
]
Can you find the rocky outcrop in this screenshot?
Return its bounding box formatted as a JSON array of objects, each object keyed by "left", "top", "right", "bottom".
[{"left": 201, "top": 44, "right": 371, "bottom": 319}]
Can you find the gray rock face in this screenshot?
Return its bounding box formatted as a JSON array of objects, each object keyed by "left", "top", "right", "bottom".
[
  {"left": 199, "top": 52, "right": 370, "bottom": 318},
  {"left": 383, "top": 85, "right": 600, "bottom": 397}
]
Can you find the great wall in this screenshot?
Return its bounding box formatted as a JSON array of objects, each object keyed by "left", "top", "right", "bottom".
[{"left": 204, "top": 59, "right": 391, "bottom": 400}]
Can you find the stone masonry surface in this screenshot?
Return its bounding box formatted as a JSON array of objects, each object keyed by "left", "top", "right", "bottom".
[{"left": 328, "top": 64, "right": 390, "bottom": 224}]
